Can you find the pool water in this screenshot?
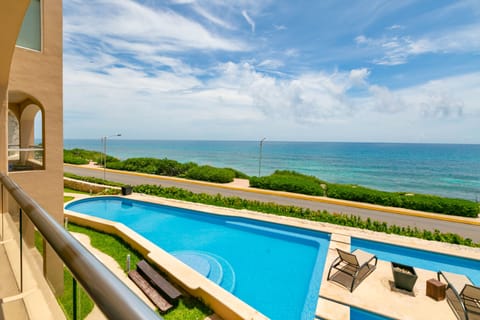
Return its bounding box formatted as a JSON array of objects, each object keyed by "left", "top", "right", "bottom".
[
  {"left": 66, "top": 197, "right": 331, "bottom": 320},
  {"left": 350, "top": 307, "right": 393, "bottom": 320},
  {"left": 352, "top": 238, "right": 480, "bottom": 285}
]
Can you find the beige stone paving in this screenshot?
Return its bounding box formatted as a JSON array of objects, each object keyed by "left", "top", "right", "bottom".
[
  {"left": 319, "top": 234, "right": 457, "bottom": 319},
  {"left": 225, "top": 178, "right": 250, "bottom": 188}
]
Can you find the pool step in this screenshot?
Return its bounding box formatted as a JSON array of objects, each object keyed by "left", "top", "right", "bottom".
[{"left": 173, "top": 251, "right": 236, "bottom": 292}]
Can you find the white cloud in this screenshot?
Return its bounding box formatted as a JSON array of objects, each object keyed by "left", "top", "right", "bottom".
[
  {"left": 192, "top": 4, "right": 234, "bottom": 29},
  {"left": 356, "top": 22, "right": 480, "bottom": 65},
  {"left": 387, "top": 24, "right": 404, "bottom": 30},
  {"left": 62, "top": 1, "right": 480, "bottom": 143},
  {"left": 285, "top": 48, "right": 299, "bottom": 57},
  {"left": 64, "top": 0, "right": 248, "bottom": 52},
  {"left": 368, "top": 85, "right": 406, "bottom": 113},
  {"left": 64, "top": 51, "right": 480, "bottom": 143},
  {"left": 242, "top": 10, "right": 255, "bottom": 33},
  {"left": 257, "top": 59, "right": 284, "bottom": 69},
  {"left": 349, "top": 68, "right": 370, "bottom": 87}
]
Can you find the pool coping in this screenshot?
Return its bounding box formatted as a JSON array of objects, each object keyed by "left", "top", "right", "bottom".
[{"left": 64, "top": 193, "right": 480, "bottom": 320}]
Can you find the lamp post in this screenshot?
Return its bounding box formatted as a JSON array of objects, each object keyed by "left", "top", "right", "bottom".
[
  {"left": 102, "top": 134, "right": 121, "bottom": 180},
  {"left": 258, "top": 137, "right": 266, "bottom": 177}
]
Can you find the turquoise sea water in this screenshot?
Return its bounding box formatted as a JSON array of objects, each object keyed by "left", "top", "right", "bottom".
[{"left": 64, "top": 139, "right": 480, "bottom": 201}]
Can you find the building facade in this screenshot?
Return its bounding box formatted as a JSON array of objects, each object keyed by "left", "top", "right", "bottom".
[{"left": 1, "top": 0, "right": 64, "bottom": 294}]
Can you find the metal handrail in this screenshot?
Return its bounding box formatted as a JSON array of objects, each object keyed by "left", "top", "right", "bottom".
[{"left": 0, "top": 173, "right": 160, "bottom": 320}]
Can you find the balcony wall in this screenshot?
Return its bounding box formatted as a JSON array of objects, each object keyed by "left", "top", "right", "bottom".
[{"left": 4, "top": 0, "right": 64, "bottom": 294}]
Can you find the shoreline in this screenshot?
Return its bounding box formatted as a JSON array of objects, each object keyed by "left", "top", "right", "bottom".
[{"left": 64, "top": 141, "right": 480, "bottom": 201}]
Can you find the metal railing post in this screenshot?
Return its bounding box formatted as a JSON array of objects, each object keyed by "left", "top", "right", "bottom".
[
  {"left": 19, "top": 208, "right": 23, "bottom": 292},
  {"left": 73, "top": 277, "right": 77, "bottom": 320}
]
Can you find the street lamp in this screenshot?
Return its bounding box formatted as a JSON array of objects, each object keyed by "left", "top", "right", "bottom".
[
  {"left": 102, "top": 133, "right": 121, "bottom": 180},
  {"left": 258, "top": 137, "right": 266, "bottom": 177}
]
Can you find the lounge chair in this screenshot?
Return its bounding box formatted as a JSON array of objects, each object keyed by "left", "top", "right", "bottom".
[
  {"left": 327, "top": 248, "right": 378, "bottom": 292},
  {"left": 438, "top": 271, "right": 480, "bottom": 320}
]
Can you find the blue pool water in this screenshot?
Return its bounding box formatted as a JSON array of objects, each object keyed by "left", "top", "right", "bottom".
[
  {"left": 351, "top": 238, "right": 480, "bottom": 285},
  {"left": 66, "top": 197, "right": 331, "bottom": 320},
  {"left": 350, "top": 307, "right": 393, "bottom": 320}
]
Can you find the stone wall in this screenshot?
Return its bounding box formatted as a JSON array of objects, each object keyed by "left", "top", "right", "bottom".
[{"left": 64, "top": 177, "right": 120, "bottom": 194}]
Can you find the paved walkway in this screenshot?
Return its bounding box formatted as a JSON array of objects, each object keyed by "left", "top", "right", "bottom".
[{"left": 65, "top": 164, "right": 480, "bottom": 241}]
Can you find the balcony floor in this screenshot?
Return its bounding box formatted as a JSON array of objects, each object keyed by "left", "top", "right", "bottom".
[{"left": 0, "top": 241, "right": 28, "bottom": 319}]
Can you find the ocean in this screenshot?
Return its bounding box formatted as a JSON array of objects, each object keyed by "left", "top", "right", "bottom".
[{"left": 64, "top": 139, "right": 480, "bottom": 201}]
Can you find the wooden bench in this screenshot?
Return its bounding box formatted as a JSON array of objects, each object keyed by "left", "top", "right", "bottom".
[
  {"left": 136, "top": 260, "right": 182, "bottom": 304},
  {"left": 128, "top": 270, "right": 173, "bottom": 313}
]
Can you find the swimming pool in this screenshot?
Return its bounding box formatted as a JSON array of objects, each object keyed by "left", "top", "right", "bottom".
[
  {"left": 352, "top": 238, "right": 480, "bottom": 285},
  {"left": 350, "top": 306, "right": 393, "bottom": 320},
  {"left": 66, "top": 197, "right": 331, "bottom": 320}
]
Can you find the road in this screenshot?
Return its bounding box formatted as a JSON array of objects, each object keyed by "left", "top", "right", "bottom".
[{"left": 64, "top": 165, "right": 480, "bottom": 242}]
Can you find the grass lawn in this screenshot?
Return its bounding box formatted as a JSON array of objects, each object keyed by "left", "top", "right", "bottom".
[
  {"left": 67, "top": 224, "right": 212, "bottom": 319},
  {"left": 34, "top": 194, "right": 212, "bottom": 319},
  {"left": 58, "top": 268, "right": 95, "bottom": 320}
]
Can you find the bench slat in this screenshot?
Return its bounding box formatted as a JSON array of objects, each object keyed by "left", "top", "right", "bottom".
[
  {"left": 128, "top": 270, "right": 173, "bottom": 313},
  {"left": 137, "top": 260, "right": 182, "bottom": 303}
]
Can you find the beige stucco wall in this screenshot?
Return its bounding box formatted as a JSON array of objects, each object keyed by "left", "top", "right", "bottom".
[
  {"left": 0, "top": 1, "right": 31, "bottom": 173},
  {"left": 3, "top": 0, "right": 64, "bottom": 295}
]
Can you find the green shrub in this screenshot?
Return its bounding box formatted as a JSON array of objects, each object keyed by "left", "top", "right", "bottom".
[
  {"left": 226, "top": 168, "right": 249, "bottom": 179},
  {"left": 64, "top": 148, "right": 120, "bottom": 165},
  {"left": 63, "top": 154, "right": 89, "bottom": 165},
  {"left": 326, "top": 184, "right": 479, "bottom": 218},
  {"left": 185, "top": 165, "right": 235, "bottom": 183},
  {"left": 107, "top": 157, "right": 197, "bottom": 177},
  {"left": 132, "top": 184, "right": 479, "bottom": 248},
  {"left": 250, "top": 170, "right": 326, "bottom": 196},
  {"left": 64, "top": 149, "right": 89, "bottom": 165}
]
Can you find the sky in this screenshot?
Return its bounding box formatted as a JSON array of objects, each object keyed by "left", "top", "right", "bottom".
[{"left": 63, "top": 0, "right": 480, "bottom": 143}]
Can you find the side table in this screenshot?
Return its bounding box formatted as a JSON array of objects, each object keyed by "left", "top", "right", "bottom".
[{"left": 426, "top": 278, "right": 446, "bottom": 301}]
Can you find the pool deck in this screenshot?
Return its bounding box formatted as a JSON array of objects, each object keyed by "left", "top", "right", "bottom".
[
  {"left": 64, "top": 192, "right": 480, "bottom": 320},
  {"left": 318, "top": 234, "right": 454, "bottom": 320}
]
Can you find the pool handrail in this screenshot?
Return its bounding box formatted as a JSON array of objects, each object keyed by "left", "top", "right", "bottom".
[{"left": 0, "top": 173, "right": 160, "bottom": 320}]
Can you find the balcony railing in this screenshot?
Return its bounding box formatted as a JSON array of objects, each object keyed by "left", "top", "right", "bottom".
[
  {"left": 0, "top": 173, "right": 160, "bottom": 319},
  {"left": 8, "top": 144, "right": 44, "bottom": 171}
]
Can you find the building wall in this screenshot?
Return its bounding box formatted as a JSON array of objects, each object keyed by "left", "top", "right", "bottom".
[{"left": 5, "top": 0, "right": 64, "bottom": 295}]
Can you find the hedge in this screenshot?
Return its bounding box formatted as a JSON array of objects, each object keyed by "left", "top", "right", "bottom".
[
  {"left": 326, "top": 184, "right": 479, "bottom": 217},
  {"left": 184, "top": 165, "right": 236, "bottom": 183},
  {"left": 132, "top": 184, "right": 479, "bottom": 248},
  {"left": 249, "top": 171, "right": 479, "bottom": 218},
  {"left": 250, "top": 170, "right": 326, "bottom": 196},
  {"left": 64, "top": 148, "right": 119, "bottom": 165}
]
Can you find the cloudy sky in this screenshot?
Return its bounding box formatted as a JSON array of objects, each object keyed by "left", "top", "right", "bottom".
[{"left": 63, "top": 0, "right": 480, "bottom": 143}]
